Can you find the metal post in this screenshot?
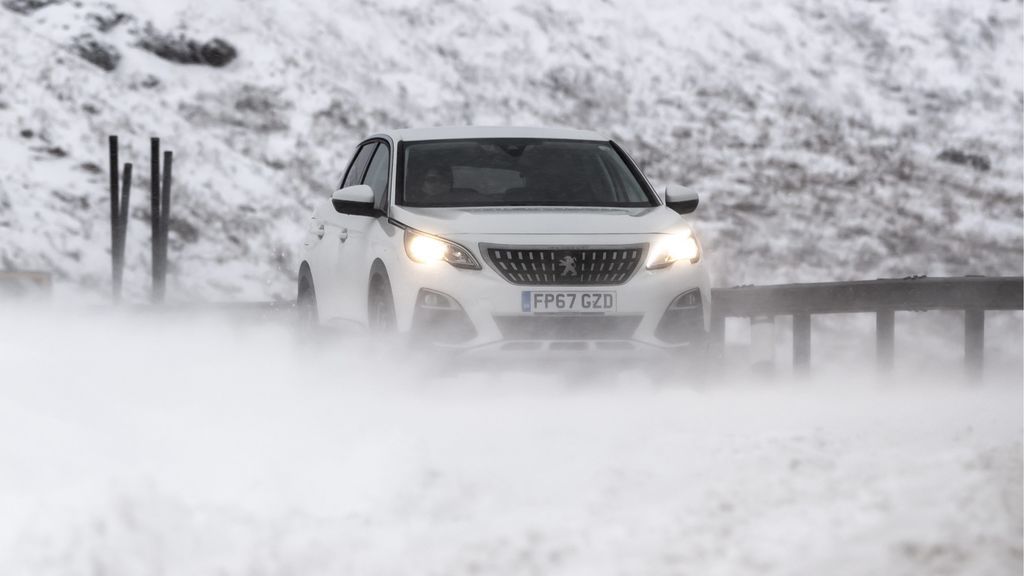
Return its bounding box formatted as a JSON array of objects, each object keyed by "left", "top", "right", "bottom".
[
  {"left": 115, "top": 163, "right": 132, "bottom": 292},
  {"left": 750, "top": 315, "right": 775, "bottom": 374},
  {"left": 876, "top": 309, "right": 895, "bottom": 372},
  {"left": 150, "top": 137, "right": 161, "bottom": 302},
  {"left": 109, "top": 135, "right": 120, "bottom": 301},
  {"left": 792, "top": 313, "right": 811, "bottom": 374},
  {"left": 965, "top": 309, "right": 984, "bottom": 378},
  {"left": 710, "top": 311, "right": 725, "bottom": 358},
  {"left": 159, "top": 150, "right": 173, "bottom": 299}
]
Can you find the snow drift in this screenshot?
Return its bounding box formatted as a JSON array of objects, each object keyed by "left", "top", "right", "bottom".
[{"left": 0, "top": 305, "right": 1020, "bottom": 575}]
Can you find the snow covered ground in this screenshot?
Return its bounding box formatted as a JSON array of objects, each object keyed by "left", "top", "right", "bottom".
[
  {"left": 1, "top": 0, "right": 1021, "bottom": 572},
  {"left": 0, "top": 305, "right": 1020, "bottom": 575}
]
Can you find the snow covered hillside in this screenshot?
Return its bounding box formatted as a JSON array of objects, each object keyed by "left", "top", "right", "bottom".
[{"left": 0, "top": 0, "right": 1021, "bottom": 300}]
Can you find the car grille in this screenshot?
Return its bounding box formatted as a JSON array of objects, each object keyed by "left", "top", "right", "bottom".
[
  {"left": 494, "top": 315, "right": 642, "bottom": 340},
  {"left": 484, "top": 245, "right": 645, "bottom": 285}
]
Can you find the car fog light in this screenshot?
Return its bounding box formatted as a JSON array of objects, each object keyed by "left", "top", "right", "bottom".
[
  {"left": 412, "top": 289, "right": 476, "bottom": 344},
  {"left": 669, "top": 289, "right": 701, "bottom": 309},
  {"left": 418, "top": 289, "right": 458, "bottom": 310},
  {"left": 656, "top": 289, "right": 705, "bottom": 344}
]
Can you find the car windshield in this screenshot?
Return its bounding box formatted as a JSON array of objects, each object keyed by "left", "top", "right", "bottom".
[{"left": 399, "top": 138, "right": 655, "bottom": 207}]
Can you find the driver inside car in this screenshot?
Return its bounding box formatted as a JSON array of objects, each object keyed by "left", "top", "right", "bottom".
[{"left": 412, "top": 167, "right": 453, "bottom": 203}]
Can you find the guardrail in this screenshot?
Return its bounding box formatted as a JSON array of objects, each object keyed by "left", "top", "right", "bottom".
[
  {"left": 74, "top": 275, "right": 1021, "bottom": 377},
  {"left": 709, "top": 276, "right": 1024, "bottom": 376}
]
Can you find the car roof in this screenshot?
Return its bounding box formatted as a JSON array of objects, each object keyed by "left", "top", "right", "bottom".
[{"left": 374, "top": 126, "right": 609, "bottom": 143}]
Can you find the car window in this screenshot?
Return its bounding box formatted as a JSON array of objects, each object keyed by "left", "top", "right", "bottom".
[
  {"left": 400, "top": 139, "right": 654, "bottom": 207},
  {"left": 362, "top": 143, "right": 390, "bottom": 211},
  {"left": 451, "top": 166, "right": 524, "bottom": 195},
  {"left": 340, "top": 143, "right": 377, "bottom": 189}
]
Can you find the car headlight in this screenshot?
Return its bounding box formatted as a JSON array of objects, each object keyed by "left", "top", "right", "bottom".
[
  {"left": 646, "top": 231, "right": 701, "bottom": 270},
  {"left": 404, "top": 229, "right": 481, "bottom": 269}
]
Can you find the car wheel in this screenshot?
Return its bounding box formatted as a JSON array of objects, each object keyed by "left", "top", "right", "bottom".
[
  {"left": 368, "top": 271, "right": 397, "bottom": 332},
  {"left": 297, "top": 268, "right": 318, "bottom": 330}
]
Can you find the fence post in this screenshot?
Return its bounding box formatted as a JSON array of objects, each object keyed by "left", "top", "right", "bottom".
[
  {"left": 109, "top": 135, "right": 120, "bottom": 302},
  {"left": 876, "top": 309, "right": 895, "bottom": 372},
  {"left": 750, "top": 315, "right": 775, "bottom": 373},
  {"left": 116, "top": 163, "right": 132, "bottom": 291},
  {"left": 710, "top": 311, "right": 725, "bottom": 358},
  {"left": 150, "top": 137, "right": 162, "bottom": 302},
  {"left": 964, "top": 309, "right": 984, "bottom": 378},
  {"left": 792, "top": 313, "right": 811, "bottom": 374},
  {"left": 159, "top": 150, "right": 173, "bottom": 297}
]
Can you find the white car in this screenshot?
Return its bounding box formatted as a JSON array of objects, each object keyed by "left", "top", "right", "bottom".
[{"left": 297, "top": 126, "right": 710, "bottom": 361}]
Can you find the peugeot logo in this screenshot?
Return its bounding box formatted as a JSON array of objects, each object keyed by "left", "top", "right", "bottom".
[{"left": 558, "top": 255, "right": 578, "bottom": 277}]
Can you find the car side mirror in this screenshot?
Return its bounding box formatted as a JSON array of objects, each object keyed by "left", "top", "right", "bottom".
[
  {"left": 332, "top": 184, "right": 377, "bottom": 217},
  {"left": 664, "top": 184, "right": 699, "bottom": 215}
]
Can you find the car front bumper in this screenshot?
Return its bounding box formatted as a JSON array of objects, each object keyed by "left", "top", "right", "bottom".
[{"left": 385, "top": 234, "right": 712, "bottom": 358}]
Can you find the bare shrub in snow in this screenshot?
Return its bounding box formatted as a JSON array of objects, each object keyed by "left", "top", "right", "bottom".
[
  {"left": 70, "top": 34, "right": 120, "bottom": 72},
  {"left": 86, "top": 4, "right": 131, "bottom": 33},
  {"left": 179, "top": 85, "right": 291, "bottom": 133},
  {"left": 137, "top": 24, "right": 237, "bottom": 68},
  {"left": 937, "top": 148, "right": 992, "bottom": 172},
  {"left": 1, "top": 0, "right": 61, "bottom": 15}
]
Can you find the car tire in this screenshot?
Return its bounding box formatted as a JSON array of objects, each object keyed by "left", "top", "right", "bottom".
[
  {"left": 297, "top": 267, "right": 319, "bottom": 332},
  {"left": 368, "top": 269, "right": 397, "bottom": 332}
]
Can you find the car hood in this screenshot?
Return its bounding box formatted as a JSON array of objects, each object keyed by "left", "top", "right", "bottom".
[{"left": 390, "top": 206, "right": 688, "bottom": 236}]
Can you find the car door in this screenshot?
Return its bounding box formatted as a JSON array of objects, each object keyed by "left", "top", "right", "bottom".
[
  {"left": 310, "top": 142, "right": 377, "bottom": 323},
  {"left": 335, "top": 140, "right": 391, "bottom": 324}
]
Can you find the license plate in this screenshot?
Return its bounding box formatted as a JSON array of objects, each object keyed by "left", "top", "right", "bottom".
[{"left": 521, "top": 291, "right": 617, "bottom": 314}]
